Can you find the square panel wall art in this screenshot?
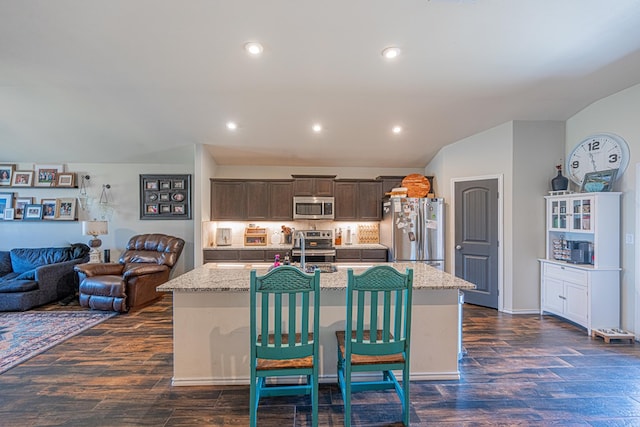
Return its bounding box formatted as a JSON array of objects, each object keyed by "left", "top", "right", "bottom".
[{"left": 139, "top": 174, "right": 191, "bottom": 220}]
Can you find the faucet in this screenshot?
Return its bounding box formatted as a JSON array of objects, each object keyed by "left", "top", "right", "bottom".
[{"left": 298, "top": 231, "right": 306, "bottom": 271}]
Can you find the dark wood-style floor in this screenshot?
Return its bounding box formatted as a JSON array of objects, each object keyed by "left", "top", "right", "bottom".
[{"left": 2, "top": 296, "right": 640, "bottom": 426}]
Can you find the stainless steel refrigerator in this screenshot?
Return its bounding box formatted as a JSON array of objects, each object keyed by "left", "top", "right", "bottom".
[{"left": 381, "top": 197, "right": 445, "bottom": 270}]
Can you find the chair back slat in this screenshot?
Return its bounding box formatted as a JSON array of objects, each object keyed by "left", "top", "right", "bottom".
[
  {"left": 260, "top": 292, "right": 269, "bottom": 347},
  {"left": 345, "top": 266, "right": 413, "bottom": 357}
]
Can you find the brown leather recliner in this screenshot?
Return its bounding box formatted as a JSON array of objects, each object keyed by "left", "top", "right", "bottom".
[{"left": 74, "top": 233, "right": 185, "bottom": 312}]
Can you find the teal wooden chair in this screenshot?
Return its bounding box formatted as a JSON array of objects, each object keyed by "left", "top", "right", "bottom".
[
  {"left": 250, "top": 266, "right": 321, "bottom": 427},
  {"left": 336, "top": 265, "right": 414, "bottom": 426}
]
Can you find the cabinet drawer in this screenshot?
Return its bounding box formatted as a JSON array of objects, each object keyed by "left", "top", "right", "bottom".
[
  {"left": 336, "top": 249, "right": 361, "bottom": 261},
  {"left": 361, "top": 249, "right": 387, "bottom": 261},
  {"left": 239, "top": 250, "right": 265, "bottom": 262},
  {"left": 544, "top": 263, "right": 587, "bottom": 284},
  {"left": 203, "top": 250, "right": 239, "bottom": 262}
]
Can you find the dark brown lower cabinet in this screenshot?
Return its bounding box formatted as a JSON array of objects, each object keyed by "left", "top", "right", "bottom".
[{"left": 335, "top": 248, "right": 387, "bottom": 262}]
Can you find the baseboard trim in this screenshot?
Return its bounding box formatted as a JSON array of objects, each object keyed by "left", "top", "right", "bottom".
[{"left": 171, "top": 370, "right": 461, "bottom": 386}]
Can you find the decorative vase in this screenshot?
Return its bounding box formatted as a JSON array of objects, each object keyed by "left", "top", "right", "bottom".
[{"left": 551, "top": 166, "right": 568, "bottom": 191}]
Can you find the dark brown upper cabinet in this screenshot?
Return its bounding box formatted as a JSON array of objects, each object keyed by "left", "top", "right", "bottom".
[
  {"left": 292, "top": 175, "right": 335, "bottom": 196},
  {"left": 211, "top": 179, "right": 293, "bottom": 220},
  {"left": 334, "top": 179, "right": 382, "bottom": 220}
]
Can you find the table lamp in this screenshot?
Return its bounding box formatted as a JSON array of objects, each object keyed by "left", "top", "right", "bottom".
[{"left": 82, "top": 220, "right": 108, "bottom": 263}]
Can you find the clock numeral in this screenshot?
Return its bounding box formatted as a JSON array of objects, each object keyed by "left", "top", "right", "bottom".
[
  {"left": 588, "top": 141, "right": 600, "bottom": 151},
  {"left": 571, "top": 160, "right": 579, "bottom": 169},
  {"left": 608, "top": 153, "right": 619, "bottom": 163}
]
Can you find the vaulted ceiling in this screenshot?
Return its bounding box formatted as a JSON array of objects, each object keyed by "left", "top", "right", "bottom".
[{"left": 2, "top": 0, "right": 640, "bottom": 167}]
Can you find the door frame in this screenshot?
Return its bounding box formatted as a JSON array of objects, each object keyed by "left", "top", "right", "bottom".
[
  {"left": 451, "top": 174, "right": 504, "bottom": 312},
  {"left": 635, "top": 163, "right": 639, "bottom": 339}
]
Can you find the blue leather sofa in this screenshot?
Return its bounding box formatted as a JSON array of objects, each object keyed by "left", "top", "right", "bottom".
[{"left": 0, "top": 244, "right": 90, "bottom": 311}]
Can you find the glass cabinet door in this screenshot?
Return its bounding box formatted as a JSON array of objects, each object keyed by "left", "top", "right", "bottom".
[
  {"left": 550, "top": 199, "right": 568, "bottom": 230},
  {"left": 570, "top": 197, "right": 592, "bottom": 232}
]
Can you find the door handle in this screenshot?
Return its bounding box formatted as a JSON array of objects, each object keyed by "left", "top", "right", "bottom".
[{"left": 456, "top": 245, "right": 462, "bottom": 250}]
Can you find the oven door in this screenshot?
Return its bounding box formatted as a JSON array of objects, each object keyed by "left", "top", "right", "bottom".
[{"left": 291, "top": 249, "right": 336, "bottom": 264}]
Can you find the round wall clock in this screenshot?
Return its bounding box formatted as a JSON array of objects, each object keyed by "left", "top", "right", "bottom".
[{"left": 566, "top": 132, "right": 630, "bottom": 185}]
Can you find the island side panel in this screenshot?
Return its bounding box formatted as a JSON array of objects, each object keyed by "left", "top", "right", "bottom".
[{"left": 171, "top": 288, "right": 461, "bottom": 386}]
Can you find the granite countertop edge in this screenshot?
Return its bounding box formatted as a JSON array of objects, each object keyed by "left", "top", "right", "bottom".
[
  {"left": 158, "top": 262, "right": 475, "bottom": 292},
  {"left": 204, "top": 243, "right": 387, "bottom": 250}
]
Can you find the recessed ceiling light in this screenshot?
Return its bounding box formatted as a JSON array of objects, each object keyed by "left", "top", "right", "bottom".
[
  {"left": 226, "top": 121, "right": 238, "bottom": 130},
  {"left": 382, "top": 47, "right": 401, "bottom": 59},
  {"left": 244, "top": 42, "right": 263, "bottom": 56},
  {"left": 312, "top": 124, "right": 322, "bottom": 133},
  {"left": 392, "top": 126, "right": 403, "bottom": 134}
]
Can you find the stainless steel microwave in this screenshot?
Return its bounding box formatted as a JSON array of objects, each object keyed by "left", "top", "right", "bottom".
[{"left": 293, "top": 196, "right": 335, "bottom": 220}]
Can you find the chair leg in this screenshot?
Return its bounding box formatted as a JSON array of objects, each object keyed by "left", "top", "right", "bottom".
[
  {"left": 250, "top": 373, "right": 262, "bottom": 427},
  {"left": 250, "top": 377, "right": 257, "bottom": 427},
  {"left": 312, "top": 369, "right": 319, "bottom": 427},
  {"left": 343, "top": 363, "right": 352, "bottom": 427},
  {"left": 403, "top": 368, "right": 410, "bottom": 426}
]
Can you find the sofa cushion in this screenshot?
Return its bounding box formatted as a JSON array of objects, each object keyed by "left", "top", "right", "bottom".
[
  {"left": 9, "top": 244, "right": 89, "bottom": 274},
  {"left": 0, "top": 280, "right": 38, "bottom": 293},
  {"left": 0, "top": 251, "right": 12, "bottom": 275},
  {"left": 0, "top": 272, "right": 21, "bottom": 281},
  {"left": 16, "top": 270, "right": 36, "bottom": 280}
]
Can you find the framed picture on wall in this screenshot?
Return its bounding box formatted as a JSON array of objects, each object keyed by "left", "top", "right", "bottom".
[
  {"left": 11, "top": 170, "right": 33, "bottom": 187},
  {"left": 55, "top": 198, "right": 77, "bottom": 220},
  {"left": 56, "top": 173, "right": 76, "bottom": 187},
  {"left": 14, "top": 197, "right": 33, "bottom": 219},
  {"left": 41, "top": 198, "right": 57, "bottom": 219},
  {"left": 34, "top": 164, "right": 64, "bottom": 187},
  {"left": 0, "top": 164, "right": 14, "bottom": 186},
  {"left": 3, "top": 208, "right": 15, "bottom": 220},
  {"left": 140, "top": 174, "right": 191, "bottom": 220},
  {"left": 23, "top": 204, "right": 44, "bottom": 220},
  {"left": 0, "top": 192, "right": 13, "bottom": 215}
]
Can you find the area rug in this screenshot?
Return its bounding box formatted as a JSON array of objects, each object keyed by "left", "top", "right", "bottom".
[{"left": 0, "top": 311, "right": 117, "bottom": 374}]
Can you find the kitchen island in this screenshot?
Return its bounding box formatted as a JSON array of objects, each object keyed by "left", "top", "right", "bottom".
[{"left": 158, "top": 262, "right": 475, "bottom": 386}]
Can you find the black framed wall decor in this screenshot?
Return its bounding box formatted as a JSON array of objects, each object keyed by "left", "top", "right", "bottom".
[{"left": 140, "top": 174, "right": 192, "bottom": 220}]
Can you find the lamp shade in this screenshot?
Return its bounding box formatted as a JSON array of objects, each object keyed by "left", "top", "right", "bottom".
[{"left": 82, "top": 220, "right": 108, "bottom": 237}]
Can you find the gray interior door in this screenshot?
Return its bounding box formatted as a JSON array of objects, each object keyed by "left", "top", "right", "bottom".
[{"left": 454, "top": 179, "right": 499, "bottom": 308}]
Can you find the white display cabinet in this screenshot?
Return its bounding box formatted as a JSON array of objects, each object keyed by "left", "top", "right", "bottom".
[{"left": 540, "top": 192, "right": 621, "bottom": 334}]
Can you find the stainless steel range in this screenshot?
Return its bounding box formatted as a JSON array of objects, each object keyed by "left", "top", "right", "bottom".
[{"left": 291, "top": 229, "right": 335, "bottom": 264}]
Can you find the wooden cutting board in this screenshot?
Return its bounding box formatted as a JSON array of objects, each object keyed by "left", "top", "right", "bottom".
[{"left": 402, "top": 174, "right": 431, "bottom": 198}]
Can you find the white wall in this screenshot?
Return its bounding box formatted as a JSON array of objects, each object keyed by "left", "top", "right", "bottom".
[
  {"left": 1, "top": 160, "right": 196, "bottom": 276},
  {"left": 512, "top": 121, "right": 565, "bottom": 311},
  {"left": 426, "top": 122, "right": 513, "bottom": 307},
  {"left": 426, "top": 120, "right": 564, "bottom": 313},
  {"left": 214, "top": 166, "right": 424, "bottom": 180},
  {"left": 194, "top": 145, "right": 218, "bottom": 266},
  {"left": 566, "top": 82, "right": 640, "bottom": 332}
]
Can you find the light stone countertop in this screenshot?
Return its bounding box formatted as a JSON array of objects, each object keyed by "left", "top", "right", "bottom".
[
  {"left": 203, "top": 243, "right": 387, "bottom": 250},
  {"left": 158, "top": 262, "right": 476, "bottom": 292}
]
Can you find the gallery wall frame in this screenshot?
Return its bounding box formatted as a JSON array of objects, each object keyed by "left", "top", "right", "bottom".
[
  {"left": 41, "top": 198, "right": 57, "bottom": 219},
  {"left": 23, "top": 204, "right": 44, "bottom": 220},
  {"left": 55, "top": 198, "right": 77, "bottom": 220},
  {"left": 140, "top": 174, "right": 192, "bottom": 220},
  {"left": 56, "top": 173, "right": 76, "bottom": 187},
  {"left": 14, "top": 197, "right": 33, "bottom": 219},
  {"left": 11, "top": 170, "right": 33, "bottom": 187},
  {"left": 3, "top": 208, "right": 14, "bottom": 220},
  {"left": 0, "top": 164, "right": 15, "bottom": 186},
  {"left": 34, "top": 164, "right": 64, "bottom": 187},
  {"left": 0, "top": 192, "right": 13, "bottom": 215}
]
